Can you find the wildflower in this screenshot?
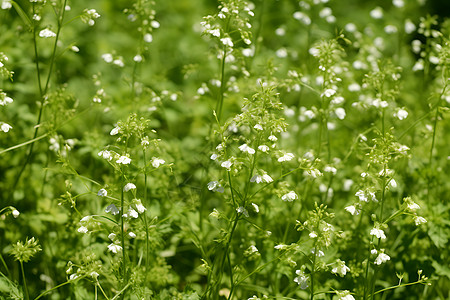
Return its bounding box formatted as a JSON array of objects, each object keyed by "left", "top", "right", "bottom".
[
  {"left": 110, "top": 126, "right": 120, "bottom": 135},
  {"left": 90, "top": 271, "right": 99, "bottom": 279},
  {"left": 0, "top": 95, "right": 13, "bottom": 106},
  {"left": 134, "top": 54, "right": 143, "bottom": 62},
  {"left": 239, "top": 144, "right": 255, "bottom": 154},
  {"left": 209, "top": 208, "right": 220, "bottom": 218},
  {"left": 343, "top": 179, "right": 353, "bottom": 191},
  {"left": 254, "top": 124, "right": 263, "bottom": 131},
  {"left": 250, "top": 173, "right": 273, "bottom": 183},
  {"left": 293, "top": 11, "right": 311, "bottom": 25},
  {"left": 394, "top": 108, "right": 408, "bottom": 120},
  {"left": 1, "top": 0, "right": 12, "bottom": 9},
  {"left": 108, "top": 233, "right": 116, "bottom": 240},
  {"left": 123, "top": 183, "right": 136, "bottom": 192},
  {"left": 336, "top": 291, "right": 355, "bottom": 300},
  {"left": 309, "top": 232, "right": 318, "bottom": 238},
  {"left": 102, "top": 53, "right": 113, "bottom": 63},
  {"left": 374, "top": 252, "right": 390, "bottom": 265},
  {"left": 107, "top": 243, "right": 122, "bottom": 254},
  {"left": 274, "top": 244, "right": 287, "bottom": 250},
  {"left": 236, "top": 206, "right": 249, "bottom": 217},
  {"left": 129, "top": 232, "right": 136, "bottom": 238},
  {"left": 406, "top": 198, "right": 420, "bottom": 211},
  {"left": 220, "top": 37, "right": 233, "bottom": 47},
  {"left": 97, "top": 189, "right": 108, "bottom": 197},
  {"left": 116, "top": 155, "right": 131, "bottom": 165},
  {"left": 355, "top": 190, "right": 368, "bottom": 202},
  {"left": 252, "top": 203, "right": 259, "bottom": 213},
  {"left": 293, "top": 269, "right": 309, "bottom": 289},
  {"left": 0, "top": 122, "right": 12, "bottom": 132},
  {"left": 370, "top": 7, "right": 383, "bottom": 19},
  {"left": 322, "top": 88, "right": 336, "bottom": 98},
  {"left": 305, "top": 168, "right": 322, "bottom": 178},
  {"left": 207, "top": 181, "right": 224, "bottom": 193},
  {"left": 221, "top": 160, "right": 232, "bottom": 170},
  {"left": 278, "top": 153, "right": 295, "bottom": 162},
  {"left": 151, "top": 157, "right": 165, "bottom": 168},
  {"left": 98, "top": 150, "right": 112, "bottom": 161},
  {"left": 128, "top": 208, "right": 138, "bottom": 218},
  {"left": 208, "top": 28, "right": 220, "bottom": 37},
  {"left": 335, "top": 107, "right": 346, "bottom": 120},
  {"left": 404, "top": 19, "right": 416, "bottom": 34},
  {"left": 133, "top": 199, "right": 146, "bottom": 214},
  {"left": 281, "top": 191, "right": 298, "bottom": 202},
  {"left": 258, "top": 145, "right": 269, "bottom": 152},
  {"left": 345, "top": 205, "right": 360, "bottom": 215},
  {"left": 105, "top": 204, "right": 119, "bottom": 215},
  {"left": 370, "top": 227, "right": 386, "bottom": 239},
  {"left": 77, "top": 226, "right": 88, "bottom": 234},
  {"left": 332, "top": 260, "right": 350, "bottom": 277},
  {"left": 12, "top": 209, "right": 20, "bottom": 218},
  {"left": 144, "top": 33, "right": 153, "bottom": 43},
  {"left": 324, "top": 166, "right": 337, "bottom": 174},
  {"left": 268, "top": 135, "right": 277, "bottom": 141},
  {"left": 39, "top": 28, "right": 56, "bottom": 38},
  {"left": 414, "top": 216, "right": 427, "bottom": 226},
  {"left": 151, "top": 20, "right": 160, "bottom": 28},
  {"left": 210, "top": 153, "right": 218, "bottom": 160}
]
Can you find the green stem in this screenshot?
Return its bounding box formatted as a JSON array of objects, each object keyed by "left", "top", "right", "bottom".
[
  {"left": 34, "top": 278, "right": 76, "bottom": 300},
  {"left": 20, "top": 261, "right": 29, "bottom": 300}
]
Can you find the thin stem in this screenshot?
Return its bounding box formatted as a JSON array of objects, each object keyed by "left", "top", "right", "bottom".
[
  {"left": 20, "top": 261, "right": 29, "bottom": 300},
  {"left": 34, "top": 278, "right": 76, "bottom": 300}
]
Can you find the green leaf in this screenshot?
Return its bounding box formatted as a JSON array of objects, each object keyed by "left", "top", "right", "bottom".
[
  {"left": 432, "top": 260, "right": 450, "bottom": 279},
  {"left": 428, "top": 225, "right": 449, "bottom": 249},
  {"left": 11, "top": 1, "right": 32, "bottom": 30}
]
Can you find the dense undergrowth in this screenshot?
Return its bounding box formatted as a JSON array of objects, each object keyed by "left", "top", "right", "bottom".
[{"left": 0, "top": 0, "right": 449, "bottom": 299}]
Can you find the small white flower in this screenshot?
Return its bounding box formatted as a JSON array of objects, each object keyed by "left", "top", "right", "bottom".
[
  {"left": 129, "top": 232, "right": 136, "bottom": 238},
  {"left": 239, "top": 144, "right": 255, "bottom": 154},
  {"left": 221, "top": 160, "right": 232, "bottom": 170},
  {"left": 258, "top": 145, "right": 269, "bottom": 152},
  {"left": 250, "top": 173, "right": 273, "bottom": 183},
  {"left": 77, "top": 226, "right": 88, "bottom": 233},
  {"left": 414, "top": 216, "right": 427, "bottom": 226},
  {"left": 370, "top": 7, "right": 383, "bottom": 19},
  {"left": 236, "top": 206, "right": 249, "bottom": 217},
  {"left": 220, "top": 37, "right": 233, "bottom": 47},
  {"left": 345, "top": 205, "right": 359, "bottom": 215},
  {"left": 274, "top": 244, "right": 287, "bottom": 250},
  {"left": 374, "top": 252, "right": 390, "bottom": 265},
  {"left": 133, "top": 54, "right": 143, "bottom": 62},
  {"left": 134, "top": 199, "right": 146, "bottom": 214},
  {"left": 151, "top": 20, "right": 160, "bottom": 28},
  {"left": 12, "top": 209, "right": 20, "bottom": 218},
  {"left": 355, "top": 190, "right": 368, "bottom": 202},
  {"left": 252, "top": 203, "right": 259, "bottom": 213},
  {"left": 324, "top": 166, "right": 337, "bottom": 174},
  {"left": 393, "top": 0, "right": 404, "bottom": 7},
  {"left": 278, "top": 153, "right": 295, "bottom": 162},
  {"left": 254, "top": 124, "right": 263, "bottom": 131},
  {"left": 281, "top": 191, "right": 298, "bottom": 202},
  {"left": 144, "top": 33, "right": 153, "bottom": 43},
  {"left": 293, "top": 269, "right": 309, "bottom": 289},
  {"left": 0, "top": 123, "right": 12, "bottom": 133},
  {"left": 371, "top": 249, "right": 378, "bottom": 255},
  {"left": 107, "top": 243, "right": 122, "bottom": 254},
  {"left": 309, "top": 232, "right": 317, "bottom": 238},
  {"left": 128, "top": 208, "right": 138, "bottom": 218},
  {"left": 39, "top": 28, "right": 56, "bottom": 38},
  {"left": 110, "top": 126, "right": 120, "bottom": 135},
  {"left": 151, "top": 157, "right": 165, "bottom": 168},
  {"left": 102, "top": 53, "right": 113, "bottom": 63},
  {"left": 209, "top": 28, "right": 220, "bottom": 37},
  {"left": 105, "top": 204, "right": 119, "bottom": 215},
  {"left": 108, "top": 233, "right": 116, "bottom": 240},
  {"left": 268, "top": 135, "right": 277, "bottom": 141},
  {"left": 332, "top": 260, "right": 350, "bottom": 277},
  {"left": 335, "top": 107, "right": 346, "bottom": 120},
  {"left": 1, "top": 0, "right": 12, "bottom": 9},
  {"left": 0, "top": 96, "right": 13, "bottom": 106},
  {"left": 97, "top": 188, "right": 108, "bottom": 197},
  {"left": 123, "top": 183, "right": 136, "bottom": 192},
  {"left": 404, "top": 19, "right": 416, "bottom": 34},
  {"left": 207, "top": 181, "right": 224, "bottom": 193},
  {"left": 394, "top": 108, "right": 408, "bottom": 120},
  {"left": 98, "top": 150, "right": 112, "bottom": 160},
  {"left": 370, "top": 227, "right": 386, "bottom": 240},
  {"left": 116, "top": 155, "right": 131, "bottom": 165},
  {"left": 407, "top": 201, "right": 420, "bottom": 211},
  {"left": 210, "top": 153, "right": 218, "bottom": 160},
  {"left": 322, "top": 88, "right": 336, "bottom": 98}
]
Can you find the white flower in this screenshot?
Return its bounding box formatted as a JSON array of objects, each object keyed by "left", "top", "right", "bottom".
[
  {"left": 133, "top": 54, "right": 143, "bottom": 62},
  {"left": 105, "top": 204, "right": 119, "bottom": 215},
  {"left": 407, "top": 201, "right": 420, "bottom": 211},
  {"left": 12, "top": 209, "right": 20, "bottom": 218},
  {"left": 151, "top": 20, "right": 160, "bottom": 28},
  {"left": 0, "top": 123, "right": 12, "bottom": 133},
  {"left": 39, "top": 28, "right": 56, "bottom": 38},
  {"left": 107, "top": 243, "right": 122, "bottom": 254},
  {"left": 77, "top": 226, "right": 88, "bottom": 234},
  {"left": 221, "top": 160, "right": 232, "bottom": 170},
  {"left": 335, "top": 107, "right": 346, "bottom": 120},
  {"left": 220, "top": 37, "right": 233, "bottom": 47},
  {"left": 278, "top": 153, "right": 295, "bottom": 162},
  {"left": 239, "top": 144, "right": 255, "bottom": 154},
  {"left": 345, "top": 205, "right": 360, "bottom": 215},
  {"left": 337, "top": 291, "right": 355, "bottom": 300},
  {"left": 209, "top": 28, "right": 220, "bottom": 37},
  {"left": 236, "top": 206, "right": 249, "bottom": 217},
  {"left": 254, "top": 124, "right": 263, "bottom": 131},
  {"left": 258, "top": 145, "right": 269, "bottom": 152},
  {"left": 322, "top": 88, "right": 336, "bottom": 98},
  {"left": 393, "top": 0, "right": 404, "bottom": 8},
  {"left": 123, "top": 183, "right": 136, "bottom": 192},
  {"left": 207, "top": 181, "right": 224, "bottom": 193},
  {"left": 370, "top": 7, "right": 383, "bottom": 19},
  {"left": 129, "top": 232, "right": 136, "bottom": 238},
  {"left": 305, "top": 168, "right": 322, "bottom": 178},
  {"left": 281, "top": 191, "right": 298, "bottom": 202},
  {"left": 274, "top": 244, "right": 287, "bottom": 250},
  {"left": 133, "top": 199, "right": 146, "bottom": 214},
  {"left": 110, "top": 126, "right": 120, "bottom": 135},
  {"left": 250, "top": 173, "right": 273, "bottom": 183},
  {"left": 116, "top": 155, "right": 131, "bottom": 165},
  {"left": 210, "top": 153, "right": 218, "bottom": 160},
  {"left": 97, "top": 188, "right": 108, "bottom": 197},
  {"left": 332, "top": 260, "right": 350, "bottom": 277},
  {"left": 252, "top": 203, "right": 259, "bottom": 213},
  {"left": 324, "top": 166, "right": 337, "bottom": 174},
  {"left": 394, "top": 108, "right": 408, "bottom": 120},
  {"left": 374, "top": 252, "right": 390, "bottom": 265},
  {"left": 102, "top": 53, "right": 113, "bottom": 63},
  {"left": 151, "top": 157, "right": 165, "bottom": 168},
  {"left": 128, "top": 208, "right": 138, "bottom": 218},
  {"left": 370, "top": 227, "right": 386, "bottom": 239},
  {"left": 309, "top": 232, "right": 317, "bottom": 238},
  {"left": 343, "top": 179, "right": 353, "bottom": 191},
  {"left": 0, "top": 96, "right": 13, "bottom": 106},
  {"left": 355, "top": 190, "right": 368, "bottom": 202},
  {"left": 404, "top": 19, "right": 416, "bottom": 34},
  {"left": 414, "top": 216, "right": 427, "bottom": 226},
  {"left": 98, "top": 150, "right": 112, "bottom": 161},
  {"left": 268, "top": 135, "right": 277, "bottom": 141},
  {"left": 144, "top": 33, "right": 153, "bottom": 43},
  {"left": 108, "top": 233, "right": 116, "bottom": 240},
  {"left": 293, "top": 269, "right": 309, "bottom": 289},
  {"left": 1, "top": 0, "right": 12, "bottom": 9}
]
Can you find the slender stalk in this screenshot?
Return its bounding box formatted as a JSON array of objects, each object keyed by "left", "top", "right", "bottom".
[
  {"left": 20, "top": 261, "right": 29, "bottom": 300},
  {"left": 34, "top": 278, "right": 76, "bottom": 300},
  {"left": 310, "top": 244, "right": 318, "bottom": 300}
]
